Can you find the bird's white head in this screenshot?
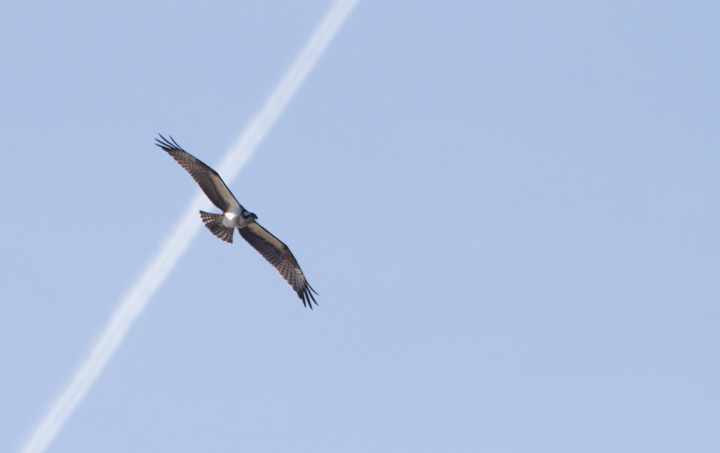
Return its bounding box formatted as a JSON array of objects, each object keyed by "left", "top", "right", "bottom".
[{"left": 242, "top": 211, "right": 258, "bottom": 221}]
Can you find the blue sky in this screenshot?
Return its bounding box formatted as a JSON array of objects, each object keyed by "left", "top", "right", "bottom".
[{"left": 2, "top": 0, "right": 720, "bottom": 451}]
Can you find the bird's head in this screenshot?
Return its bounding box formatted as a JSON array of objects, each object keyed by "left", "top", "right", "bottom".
[{"left": 242, "top": 211, "right": 258, "bottom": 221}]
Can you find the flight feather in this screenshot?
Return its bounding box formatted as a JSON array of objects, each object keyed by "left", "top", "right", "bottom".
[
  {"left": 155, "top": 134, "right": 237, "bottom": 212},
  {"left": 238, "top": 223, "right": 318, "bottom": 308}
]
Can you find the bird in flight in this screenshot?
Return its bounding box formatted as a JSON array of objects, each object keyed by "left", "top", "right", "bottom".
[{"left": 156, "top": 134, "right": 318, "bottom": 308}]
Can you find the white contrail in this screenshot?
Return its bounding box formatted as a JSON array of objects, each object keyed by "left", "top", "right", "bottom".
[{"left": 20, "top": 1, "right": 360, "bottom": 452}]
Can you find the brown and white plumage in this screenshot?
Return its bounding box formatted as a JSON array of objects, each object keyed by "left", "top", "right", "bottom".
[
  {"left": 156, "top": 135, "right": 235, "bottom": 213},
  {"left": 155, "top": 134, "right": 318, "bottom": 308},
  {"left": 238, "top": 223, "right": 318, "bottom": 307}
]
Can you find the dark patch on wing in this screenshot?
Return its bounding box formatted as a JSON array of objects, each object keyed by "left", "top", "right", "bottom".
[
  {"left": 155, "top": 134, "right": 236, "bottom": 212},
  {"left": 238, "top": 222, "right": 318, "bottom": 308}
]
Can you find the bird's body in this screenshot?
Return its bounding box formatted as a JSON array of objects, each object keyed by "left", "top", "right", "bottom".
[
  {"left": 155, "top": 134, "right": 318, "bottom": 308},
  {"left": 221, "top": 208, "right": 245, "bottom": 228}
]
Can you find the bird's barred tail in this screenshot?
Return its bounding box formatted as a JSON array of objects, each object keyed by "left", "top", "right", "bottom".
[{"left": 199, "top": 211, "right": 234, "bottom": 243}]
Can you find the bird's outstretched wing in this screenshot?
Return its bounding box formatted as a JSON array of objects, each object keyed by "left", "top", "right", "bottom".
[
  {"left": 238, "top": 223, "right": 318, "bottom": 308},
  {"left": 155, "top": 134, "right": 238, "bottom": 212}
]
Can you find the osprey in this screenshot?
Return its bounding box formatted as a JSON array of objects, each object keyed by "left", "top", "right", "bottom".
[{"left": 156, "top": 135, "right": 318, "bottom": 308}]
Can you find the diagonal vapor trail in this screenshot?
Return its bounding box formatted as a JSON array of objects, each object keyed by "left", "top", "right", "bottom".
[{"left": 20, "top": 1, "right": 360, "bottom": 452}]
